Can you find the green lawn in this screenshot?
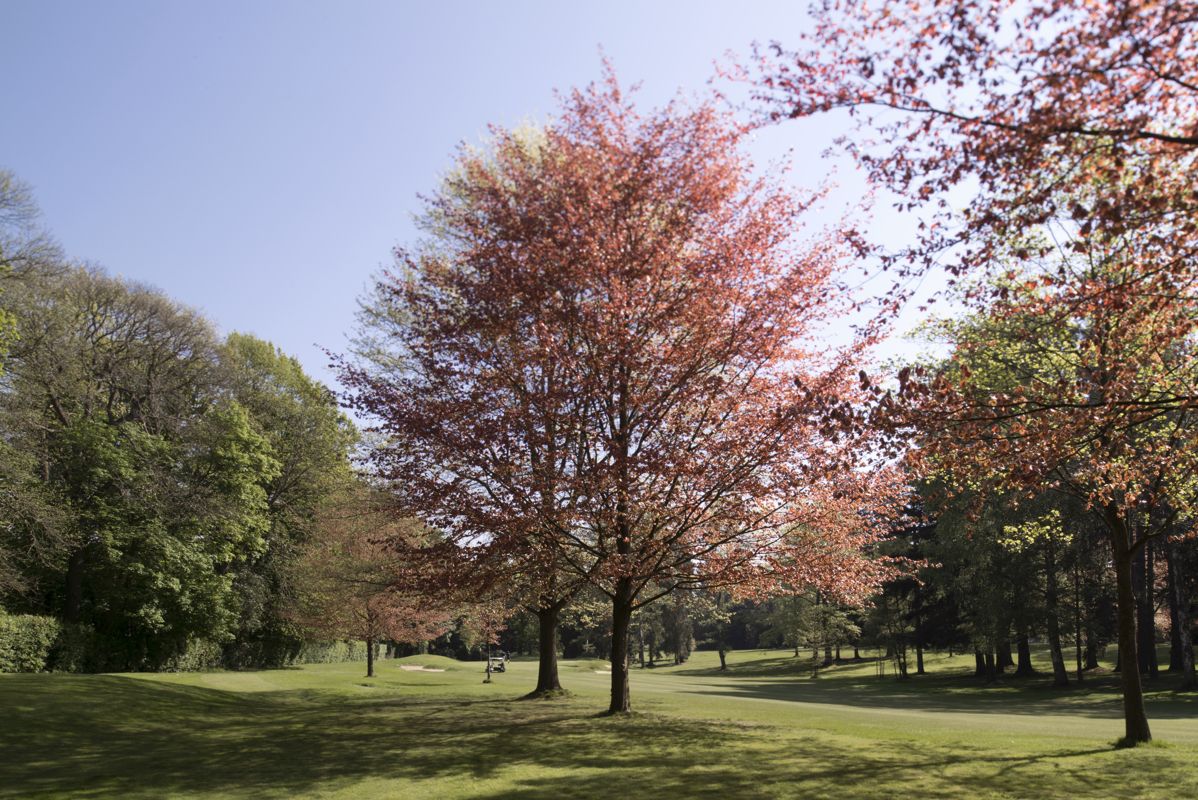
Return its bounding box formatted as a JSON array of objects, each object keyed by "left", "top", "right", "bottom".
[{"left": 3, "top": 648, "right": 1197, "bottom": 799}]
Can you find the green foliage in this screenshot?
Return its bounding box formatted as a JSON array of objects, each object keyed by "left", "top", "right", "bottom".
[
  {"left": 293, "top": 640, "right": 369, "bottom": 664},
  {"left": 0, "top": 612, "right": 60, "bottom": 672},
  {"left": 162, "top": 639, "right": 224, "bottom": 673}
]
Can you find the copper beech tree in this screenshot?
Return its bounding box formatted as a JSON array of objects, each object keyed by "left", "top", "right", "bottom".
[
  {"left": 755, "top": 0, "right": 1197, "bottom": 294},
  {"left": 756, "top": 1, "right": 1198, "bottom": 744},
  {"left": 342, "top": 72, "right": 901, "bottom": 714}
]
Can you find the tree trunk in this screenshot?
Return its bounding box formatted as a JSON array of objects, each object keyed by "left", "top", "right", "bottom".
[
  {"left": 1045, "top": 537, "right": 1069, "bottom": 686},
  {"left": 608, "top": 584, "right": 634, "bottom": 714},
  {"left": 529, "top": 604, "right": 563, "bottom": 696},
  {"left": 984, "top": 651, "right": 997, "bottom": 684},
  {"left": 1108, "top": 511, "right": 1152, "bottom": 744},
  {"left": 915, "top": 641, "right": 925, "bottom": 675},
  {"left": 1015, "top": 632, "right": 1036, "bottom": 677},
  {"left": 974, "top": 650, "right": 986, "bottom": 677},
  {"left": 366, "top": 638, "right": 375, "bottom": 678},
  {"left": 1084, "top": 634, "right": 1100, "bottom": 670},
  {"left": 718, "top": 648, "right": 727, "bottom": 671},
  {"left": 1166, "top": 535, "right": 1196, "bottom": 689},
  {"left": 996, "top": 639, "right": 1014, "bottom": 673}
]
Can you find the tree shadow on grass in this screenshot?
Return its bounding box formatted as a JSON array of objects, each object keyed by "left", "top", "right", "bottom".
[
  {"left": 0, "top": 674, "right": 1194, "bottom": 799},
  {"left": 665, "top": 664, "right": 1198, "bottom": 722}
]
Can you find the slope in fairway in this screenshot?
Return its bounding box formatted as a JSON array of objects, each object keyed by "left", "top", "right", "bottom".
[{"left": 2, "top": 649, "right": 1196, "bottom": 799}]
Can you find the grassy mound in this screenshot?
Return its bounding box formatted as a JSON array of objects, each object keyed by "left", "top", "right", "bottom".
[{"left": 390, "top": 654, "right": 464, "bottom": 671}]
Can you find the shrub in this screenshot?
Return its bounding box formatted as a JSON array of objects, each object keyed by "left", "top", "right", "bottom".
[
  {"left": 162, "top": 638, "right": 224, "bottom": 672},
  {"left": 0, "top": 613, "right": 61, "bottom": 673}
]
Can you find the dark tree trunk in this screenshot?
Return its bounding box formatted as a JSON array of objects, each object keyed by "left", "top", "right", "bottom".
[
  {"left": 915, "top": 641, "right": 925, "bottom": 675},
  {"left": 823, "top": 644, "right": 834, "bottom": 666},
  {"left": 718, "top": 648, "right": 727, "bottom": 671},
  {"left": 853, "top": 645, "right": 861, "bottom": 660},
  {"left": 1044, "top": 537, "right": 1069, "bottom": 686},
  {"left": 984, "top": 651, "right": 997, "bottom": 684},
  {"left": 528, "top": 604, "right": 563, "bottom": 696},
  {"left": 974, "top": 650, "right": 986, "bottom": 677},
  {"left": 1084, "top": 635, "right": 1100, "bottom": 670},
  {"left": 996, "top": 640, "right": 1014, "bottom": 673},
  {"left": 366, "top": 638, "right": 375, "bottom": 678},
  {"left": 1015, "top": 632, "right": 1036, "bottom": 677},
  {"left": 1108, "top": 511, "right": 1152, "bottom": 744},
  {"left": 1166, "top": 535, "right": 1196, "bottom": 689},
  {"left": 608, "top": 584, "right": 634, "bottom": 714}
]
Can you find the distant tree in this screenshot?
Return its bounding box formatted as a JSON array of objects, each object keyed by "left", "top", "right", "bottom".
[{"left": 291, "top": 488, "right": 453, "bottom": 678}]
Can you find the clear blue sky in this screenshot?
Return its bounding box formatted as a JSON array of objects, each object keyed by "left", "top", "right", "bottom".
[{"left": 2, "top": 1, "right": 922, "bottom": 387}]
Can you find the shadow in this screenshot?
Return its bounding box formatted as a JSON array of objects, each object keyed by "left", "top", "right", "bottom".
[{"left": 2, "top": 669, "right": 1196, "bottom": 799}]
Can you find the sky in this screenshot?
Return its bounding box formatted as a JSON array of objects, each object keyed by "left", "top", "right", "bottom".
[{"left": 1, "top": 1, "right": 928, "bottom": 389}]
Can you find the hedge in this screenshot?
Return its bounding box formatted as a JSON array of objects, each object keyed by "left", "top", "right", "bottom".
[{"left": 0, "top": 613, "right": 61, "bottom": 673}]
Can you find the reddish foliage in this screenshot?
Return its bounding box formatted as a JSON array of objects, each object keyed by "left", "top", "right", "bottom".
[{"left": 340, "top": 70, "right": 903, "bottom": 711}]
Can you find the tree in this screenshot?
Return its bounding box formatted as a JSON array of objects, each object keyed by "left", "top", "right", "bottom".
[
  {"left": 755, "top": 1, "right": 1197, "bottom": 300},
  {"left": 895, "top": 249, "right": 1198, "bottom": 743},
  {"left": 290, "top": 488, "right": 453, "bottom": 678},
  {"left": 218, "top": 333, "right": 357, "bottom": 666},
  {"left": 345, "top": 69, "right": 902, "bottom": 713},
  {"left": 0, "top": 267, "right": 280, "bottom": 667}
]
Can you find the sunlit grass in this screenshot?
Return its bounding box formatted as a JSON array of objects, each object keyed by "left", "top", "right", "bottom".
[{"left": 2, "top": 647, "right": 1195, "bottom": 798}]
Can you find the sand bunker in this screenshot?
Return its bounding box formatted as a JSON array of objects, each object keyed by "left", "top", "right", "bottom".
[{"left": 399, "top": 665, "right": 446, "bottom": 672}]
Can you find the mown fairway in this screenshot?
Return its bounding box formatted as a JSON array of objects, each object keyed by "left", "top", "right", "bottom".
[{"left": 3, "top": 649, "right": 1197, "bottom": 799}]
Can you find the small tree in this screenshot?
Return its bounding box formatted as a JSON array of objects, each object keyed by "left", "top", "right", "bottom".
[{"left": 291, "top": 489, "right": 452, "bottom": 677}]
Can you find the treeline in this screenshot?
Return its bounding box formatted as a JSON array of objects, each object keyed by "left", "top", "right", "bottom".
[{"left": 0, "top": 170, "right": 358, "bottom": 671}]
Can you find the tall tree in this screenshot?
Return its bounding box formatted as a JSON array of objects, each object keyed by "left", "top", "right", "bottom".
[
  {"left": 343, "top": 70, "right": 901, "bottom": 714},
  {"left": 0, "top": 267, "right": 280, "bottom": 667},
  {"left": 218, "top": 333, "right": 357, "bottom": 666},
  {"left": 895, "top": 250, "right": 1198, "bottom": 743}
]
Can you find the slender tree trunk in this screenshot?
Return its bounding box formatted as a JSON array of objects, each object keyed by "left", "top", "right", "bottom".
[
  {"left": 853, "top": 645, "right": 861, "bottom": 660},
  {"left": 984, "top": 651, "right": 997, "bottom": 684},
  {"left": 608, "top": 586, "right": 634, "bottom": 714},
  {"left": 915, "top": 641, "right": 925, "bottom": 675},
  {"left": 1108, "top": 511, "right": 1152, "bottom": 744},
  {"left": 528, "top": 603, "right": 563, "bottom": 696},
  {"left": 974, "top": 650, "right": 986, "bottom": 677},
  {"left": 718, "top": 647, "right": 727, "bottom": 670},
  {"left": 1045, "top": 536, "right": 1069, "bottom": 686},
  {"left": 1166, "top": 535, "right": 1196, "bottom": 689},
  {"left": 366, "top": 638, "right": 375, "bottom": 678}
]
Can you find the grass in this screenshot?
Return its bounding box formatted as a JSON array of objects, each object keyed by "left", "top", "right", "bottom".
[{"left": 2, "top": 647, "right": 1197, "bottom": 799}]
